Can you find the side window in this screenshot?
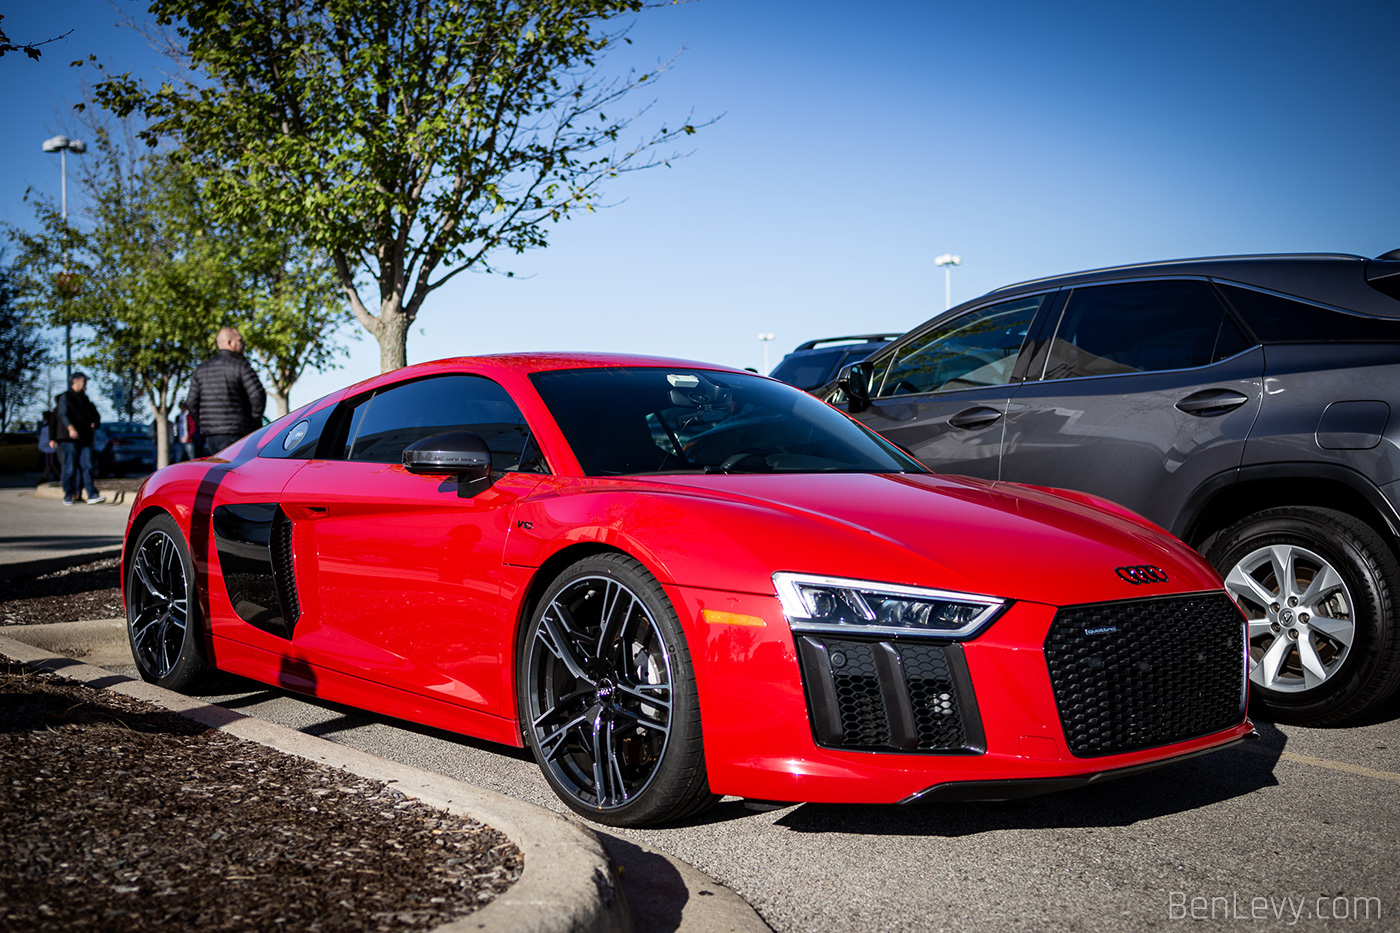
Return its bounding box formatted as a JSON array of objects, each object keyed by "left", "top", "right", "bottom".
[
  {"left": 1218, "top": 282, "right": 1400, "bottom": 343},
  {"left": 341, "top": 374, "right": 547, "bottom": 473},
  {"left": 1042, "top": 280, "right": 1249, "bottom": 381},
  {"left": 876, "top": 295, "right": 1045, "bottom": 398}
]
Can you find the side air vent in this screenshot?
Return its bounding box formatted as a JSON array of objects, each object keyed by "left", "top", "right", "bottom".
[{"left": 270, "top": 508, "right": 301, "bottom": 630}]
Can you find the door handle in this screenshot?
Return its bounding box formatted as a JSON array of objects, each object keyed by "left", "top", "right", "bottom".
[
  {"left": 1175, "top": 389, "right": 1250, "bottom": 416},
  {"left": 948, "top": 406, "right": 1003, "bottom": 430}
]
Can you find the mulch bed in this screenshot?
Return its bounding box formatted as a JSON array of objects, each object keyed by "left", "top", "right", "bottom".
[
  {"left": 1, "top": 557, "right": 123, "bottom": 626},
  {"left": 0, "top": 658, "right": 523, "bottom": 932}
]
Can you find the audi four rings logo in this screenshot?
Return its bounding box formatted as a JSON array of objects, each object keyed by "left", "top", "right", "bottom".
[{"left": 1116, "top": 565, "right": 1169, "bottom": 585}]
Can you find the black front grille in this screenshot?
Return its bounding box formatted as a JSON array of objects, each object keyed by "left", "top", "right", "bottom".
[
  {"left": 1044, "top": 592, "right": 1245, "bottom": 758},
  {"left": 796, "top": 636, "right": 984, "bottom": 754}
]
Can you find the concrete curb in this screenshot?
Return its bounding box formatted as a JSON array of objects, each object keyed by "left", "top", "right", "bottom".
[
  {"left": 0, "top": 633, "right": 632, "bottom": 933},
  {"left": 0, "top": 547, "right": 123, "bottom": 581},
  {"left": 30, "top": 481, "right": 135, "bottom": 505}
]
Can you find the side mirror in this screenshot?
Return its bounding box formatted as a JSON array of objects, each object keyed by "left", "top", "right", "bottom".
[
  {"left": 839, "top": 360, "right": 874, "bottom": 413},
  {"left": 403, "top": 431, "right": 492, "bottom": 493}
]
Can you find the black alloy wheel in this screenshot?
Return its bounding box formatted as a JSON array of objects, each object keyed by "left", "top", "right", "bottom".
[
  {"left": 519, "top": 553, "right": 715, "bottom": 826},
  {"left": 1208, "top": 506, "right": 1400, "bottom": 725},
  {"left": 126, "top": 513, "right": 211, "bottom": 691}
]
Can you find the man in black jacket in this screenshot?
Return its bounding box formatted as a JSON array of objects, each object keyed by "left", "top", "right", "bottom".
[
  {"left": 56, "top": 372, "right": 103, "bottom": 505},
  {"left": 187, "top": 326, "right": 267, "bottom": 456}
]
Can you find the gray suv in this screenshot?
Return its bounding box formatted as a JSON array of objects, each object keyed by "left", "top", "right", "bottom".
[{"left": 826, "top": 251, "right": 1400, "bottom": 726}]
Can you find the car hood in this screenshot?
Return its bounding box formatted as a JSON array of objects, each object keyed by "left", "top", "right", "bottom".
[{"left": 613, "top": 472, "right": 1221, "bottom": 605}]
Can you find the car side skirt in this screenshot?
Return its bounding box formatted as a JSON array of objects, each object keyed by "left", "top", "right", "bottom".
[{"left": 208, "top": 633, "right": 524, "bottom": 748}]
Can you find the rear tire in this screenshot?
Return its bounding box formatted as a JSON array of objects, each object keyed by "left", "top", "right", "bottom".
[
  {"left": 1206, "top": 506, "right": 1400, "bottom": 725},
  {"left": 518, "top": 553, "right": 716, "bottom": 826},
  {"left": 126, "top": 513, "right": 212, "bottom": 692}
]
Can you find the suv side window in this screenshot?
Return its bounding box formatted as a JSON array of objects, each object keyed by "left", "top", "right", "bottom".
[
  {"left": 876, "top": 295, "right": 1045, "bottom": 397},
  {"left": 1218, "top": 283, "right": 1400, "bottom": 343},
  {"left": 340, "top": 374, "right": 548, "bottom": 473},
  {"left": 1042, "top": 280, "right": 1249, "bottom": 380}
]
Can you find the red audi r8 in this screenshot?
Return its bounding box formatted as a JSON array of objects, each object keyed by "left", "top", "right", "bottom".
[{"left": 122, "top": 353, "right": 1254, "bottom": 826}]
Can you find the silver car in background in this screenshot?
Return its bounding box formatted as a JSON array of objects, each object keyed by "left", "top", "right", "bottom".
[{"left": 826, "top": 250, "right": 1400, "bottom": 726}]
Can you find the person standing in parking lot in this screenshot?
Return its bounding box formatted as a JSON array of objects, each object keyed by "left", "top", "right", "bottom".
[
  {"left": 56, "top": 372, "right": 103, "bottom": 505},
  {"left": 187, "top": 326, "right": 266, "bottom": 456}
]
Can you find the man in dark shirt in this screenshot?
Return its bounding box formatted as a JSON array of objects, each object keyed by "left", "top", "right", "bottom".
[
  {"left": 187, "top": 326, "right": 267, "bottom": 456},
  {"left": 56, "top": 371, "right": 103, "bottom": 505}
]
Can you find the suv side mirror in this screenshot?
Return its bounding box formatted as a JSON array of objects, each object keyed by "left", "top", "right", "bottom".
[
  {"left": 839, "top": 361, "right": 874, "bottom": 413},
  {"left": 403, "top": 431, "right": 492, "bottom": 494}
]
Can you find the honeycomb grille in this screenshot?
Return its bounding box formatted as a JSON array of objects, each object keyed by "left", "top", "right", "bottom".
[
  {"left": 1044, "top": 592, "right": 1245, "bottom": 758},
  {"left": 902, "top": 644, "right": 967, "bottom": 749},
  {"left": 827, "top": 640, "right": 888, "bottom": 746},
  {"left": 796, "top": 636, "right": 982, "bottom": 754}
]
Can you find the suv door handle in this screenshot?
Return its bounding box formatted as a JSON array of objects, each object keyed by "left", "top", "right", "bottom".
[
  {"left": 1175, "top": 389, "right": 1250, "bottom": 416},
  {"left": 948, "top": 406, "right": 1003, "bottom": 430}
]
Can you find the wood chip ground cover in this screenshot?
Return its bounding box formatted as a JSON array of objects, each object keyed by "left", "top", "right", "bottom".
[
  {"left": 0, "top": 658, "right": 523, "bottom": 932},
  {"left": 1, "top": 557, "right": 123, "bottom": 626}
]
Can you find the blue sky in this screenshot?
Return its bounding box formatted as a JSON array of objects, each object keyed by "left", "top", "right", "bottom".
[{"left": 4, "top": 0, "right": 1399, "bottom": 417}]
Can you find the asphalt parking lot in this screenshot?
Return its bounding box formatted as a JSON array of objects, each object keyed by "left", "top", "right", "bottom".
[{"left": 89, "top": 652, "right": 1400, "bottom": 932}]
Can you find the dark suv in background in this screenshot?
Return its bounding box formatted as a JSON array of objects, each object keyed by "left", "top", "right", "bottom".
[
  {"left": 825, "top": 251, "right": 1400, "bottom": 725},
  {"left": 769, "top": 334, "right": 898, "bottom": 390}
]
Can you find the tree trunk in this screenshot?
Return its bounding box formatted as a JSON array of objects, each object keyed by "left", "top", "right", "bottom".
[
  {"left": 151, "top": 405, "right": 171, "bottom": 471},
  {"left": 269, "top": 387, "right": 290, "bottom": 419},
  {"left": 377, "top": 307, "right": 410, "bottom": 372}
]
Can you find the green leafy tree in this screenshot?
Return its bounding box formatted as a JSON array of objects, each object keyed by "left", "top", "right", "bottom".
[
  {"left": 97, "top": 0, "right": 704, "bottom": 372},
  {"left": 236, "top": 235, "right": 352, "bottom": 418},
  {"left": 0, "top": 257, "right": 53, "bottom": 432},
  {"left": 10, "top": 137, "right": 231, "bottom": 468}
]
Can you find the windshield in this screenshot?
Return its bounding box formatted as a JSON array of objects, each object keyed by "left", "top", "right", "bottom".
[{"left": 531, "top": 367, "right": 925, "bottom": 476}]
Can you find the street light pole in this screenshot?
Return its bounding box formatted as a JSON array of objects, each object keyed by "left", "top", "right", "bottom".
[
  {"left": 42, "top": 135, "right": 86, "bottom": 382},
  {"left": 758, "top": 333, "right": 775, "bottom": 373},
  {"left": 934, "top": 253, "right": 961, "bottom": 310}
]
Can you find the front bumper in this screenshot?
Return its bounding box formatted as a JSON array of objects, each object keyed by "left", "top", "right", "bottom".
[{"left": 675, "top": 586, "right": 1252, "bottom": 804}]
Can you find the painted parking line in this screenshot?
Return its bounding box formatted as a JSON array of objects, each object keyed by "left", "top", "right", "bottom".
[{"left": 1242, "top": 744, "right": 1400, "bottom": 784}]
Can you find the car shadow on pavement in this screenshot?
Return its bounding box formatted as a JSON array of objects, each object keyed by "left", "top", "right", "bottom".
[
  {"left": 594, "top": 835, "right": 691, "bottom": 933},
  {"left": 772, "top": 726, "right": 1285, "bottom": 837},
  {"left": 195, "top": 671, "right": 537, "bottom": 761}
]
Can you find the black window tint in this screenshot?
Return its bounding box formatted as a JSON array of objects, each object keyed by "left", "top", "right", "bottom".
[
  {"left": 877, "top": 295, "right": 1044, "bottom": 397},
  {"left": 1044, "top": 280, "right": 1245, "bottom": 380},
  {"left": 1218, "top": 283, "right": 1400, "bottom": 343},
  {"left": 343, "top": 374, "right": 543, "bottom": 472},
  {"left": 770, "top": 347, "right": 847, "bottom": 390},
  {"left": 531, "top": 367, "right": 922, "bottom": 476}
]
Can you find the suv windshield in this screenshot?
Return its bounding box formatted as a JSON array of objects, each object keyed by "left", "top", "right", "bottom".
[{"left": 531, "top": 367, "right": 924, "bottom": 476}]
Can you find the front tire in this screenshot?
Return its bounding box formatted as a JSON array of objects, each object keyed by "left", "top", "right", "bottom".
[
  {"left": 126, "top": 513, "right": 212, "bottom": 692},
  {"left": 518, "top": 553, "right": 716, "bottom": 826},
  {"left": 1207, "top": 506, "right": 1400, "bottom": 725}
]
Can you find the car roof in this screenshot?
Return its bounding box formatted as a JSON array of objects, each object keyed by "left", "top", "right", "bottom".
[
  {"left": 790, "top": 334, "right": 900, "bottom": 352},
  {"left": 984, "top": 252, "right": 1400, "bottom": 319},
  {"left": 328, "top": 352, "right": 757, "bottom": 400}
]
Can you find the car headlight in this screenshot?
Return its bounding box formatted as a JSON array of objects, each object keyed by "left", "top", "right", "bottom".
[{"left": 772, "top": 572, "right": 1006, "bottom": 640}]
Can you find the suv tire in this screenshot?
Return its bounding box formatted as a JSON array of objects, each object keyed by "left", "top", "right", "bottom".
[{"left": 1207, "top": 506, "right": 1400, "bottom": 725}]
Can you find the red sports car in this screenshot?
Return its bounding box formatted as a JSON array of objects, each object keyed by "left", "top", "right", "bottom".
[{"left": 122, "top": 353, "right": 1254, "bottom": 826}]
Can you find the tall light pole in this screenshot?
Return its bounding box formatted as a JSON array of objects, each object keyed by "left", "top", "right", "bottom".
[
  {"left": 758, "top": 333, "right": 775, "bottom": 372},
  {"left": 42, "top": 135, "right": 86, "bottom": 381},
  {"left": 934, "top": 253, "right": 961, "bottom": 310}
]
